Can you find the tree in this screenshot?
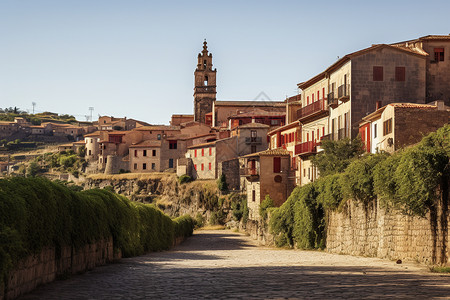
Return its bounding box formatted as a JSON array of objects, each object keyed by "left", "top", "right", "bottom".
[
  {"left": 26, "top": 162, "right": 41, "bottom": 177},
  {"left": 217, "top": 174, "right": 228, "bottom": 192},
  {"left": 311, "top": 137, "right": 364, "bottom": 177}
]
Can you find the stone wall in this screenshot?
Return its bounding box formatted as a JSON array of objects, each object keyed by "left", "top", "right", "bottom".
[
  {"left": 218, "top": 158, "right": 239, "bottom": 191},
  {"left": 241, "top": 219, "right": 274, "bottom": 246},
  {"left": 327, "top": 198, "right": 449, "bottom": 265},
  {"left": 0, "top": 238, "right": 118, "bottom": 300}
]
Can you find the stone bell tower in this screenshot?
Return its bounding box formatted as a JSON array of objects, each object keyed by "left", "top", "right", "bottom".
[{"left": 194, "top": 40, "right": 217, "bottom": 123}]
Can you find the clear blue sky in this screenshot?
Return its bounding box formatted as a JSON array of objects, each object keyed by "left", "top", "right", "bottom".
[{"left": 1, "top": 0, "right": 449, "bottom": 124}]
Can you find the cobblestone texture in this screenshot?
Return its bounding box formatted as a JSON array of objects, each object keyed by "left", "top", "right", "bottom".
[{"left": 19, "top": 230, "right": 450, "bottom": 299}]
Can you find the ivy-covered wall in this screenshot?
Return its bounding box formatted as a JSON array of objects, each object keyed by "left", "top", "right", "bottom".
[{"left": 268, "top": 124, "right": 449, "bottom": 265}]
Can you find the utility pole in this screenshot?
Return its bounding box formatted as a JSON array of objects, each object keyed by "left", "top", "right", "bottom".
[{"left": 89, "top": 107, "right": 94, "bottom": 122}]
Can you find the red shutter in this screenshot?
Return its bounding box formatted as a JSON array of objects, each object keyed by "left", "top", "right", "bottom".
[
  {"left": 395, "top": 67, "right": 405, "bottom": 81},
  {"left": 209, "top": 163, "right": 211, "bottom": 170},
  {"left": 373, "top": 66, "right": 383, "bottom": 81},
  {"left": 194, "top": 149, "right": 197, "bottom": 157}
]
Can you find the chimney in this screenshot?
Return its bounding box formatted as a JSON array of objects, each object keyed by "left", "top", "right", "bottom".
[{"left": 376, "top": 101, "right": 382, "bottom": 110}]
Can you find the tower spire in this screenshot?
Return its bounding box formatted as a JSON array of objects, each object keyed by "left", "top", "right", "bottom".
[{"left": 194, "top": 40, "right": 216, "bottom": 124}]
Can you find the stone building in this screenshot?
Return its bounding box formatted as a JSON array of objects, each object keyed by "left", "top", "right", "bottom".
[
  {"left": 194, "top": 40, "right": 217, "bottom": 124},
  {"left": 184, "top": 123, "right": 270, "bottom": 182},
  {"left": 359, "top": 101, "right": 449, "bottom": 153},
  {"left": 240, "top": 148, "right": 294, "bottom": 221},
  {"left": 391, "top": 35, "right": 450, "bottom": 105},
  {"left": 294, "top": 42, "right": 428, "bottom": 185},
  {"left": 192, "top": 40, "right": 286, "bottom": 127}
]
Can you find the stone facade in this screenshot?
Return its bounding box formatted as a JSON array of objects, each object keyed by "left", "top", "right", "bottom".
[
  {"left": 217, "top": 158, "right": 240, "bottom": 191},
  {"left": 194, "top": 41, "right": 216, "bottom": 123},
  {"left": 0, "top": 238, "right": 117, "bottom": 300},
  {"left": 327, "top": 197, "right": 449, "bottom": 265}
]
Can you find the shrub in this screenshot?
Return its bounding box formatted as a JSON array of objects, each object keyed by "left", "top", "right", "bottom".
[
  {"left": 259, "top": 195, "right": 274, "bottom": 221},
  {"left": 0, "top": 177, "right": 195, "bottom": 287},
  {"left": 178, "top": 174, "right": 192, "bottom": 184},
  {"left": 340, "top": 154, "right": 387, "bottom": 205},
  {"left": 231, "top": 193, "right": 247, "bottom": 222},
  {"left": 217, "top": 174, "right": 228, "bottom": 192}
]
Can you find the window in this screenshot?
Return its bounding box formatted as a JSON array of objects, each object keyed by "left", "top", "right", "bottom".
[
  {"left": 134, "top": 163, "right": 137, "bottom": 170},
  {"left": 395, "top": 67, "right": 405, "bottom": 81},
  {"left": 194, "top": 164, "right": 197, "bottom": 170},
  {"left": 312, "top": 94, "right": 314, "bottom": 102},
  {"left": 157, "top": 134, "right": 161, "bottom": 140},
  {"left": 204, "top": 75, "right": 208, "bottom": 86},
  {"left": 143, "top": 163, "right": 147, "bottom": 170},
  {"left": 322, "top": 88, "right": 325, "bottom": 100},
  {"left": 317, "top": 91, "right": 319, "bottom": 101},
  {"left": 308, "top": 168, "right": 310, "bottom": 180},
  {"left": 251, "top": 130, "right": 257, "bottom": 138},
  {"left": 271, "top": 119, "right": 279, "bottom": 125},
  {"left": 252, "top": 190, "right": 256, "bottom": 202},
  {"left": 251, "top": 145, "right": 256, "bottom": 153},
  {"left": 201, "top": 163, "right": 204, "bottom": 171},
  {"left": 143, "top": 150, "right": 147, "bottom": 156},
  {"left": 307, "top": 96, "right": 309, "bottom": 105},
  {"left": 209, "top": 163, "right": 211, "bottom": 170},
  {"left": 291, "top": 157, "right": 297, "bottom": 170},
  {"left": 194, "top": 149, "right": 197, "bottom": 157},
  {"left": 373, "top": 66, "right": 383, "bottom": 81},
  {"left": 152, "top": 150, "right": 156, "bottom": 156},
  {"left": 383, "top": 118, "right": 392, "bottom": 136},
  {"left": 169, "top": 140, "right": 177, "bottom": 149},
  {"left": 202, "top": 148, "right": 204, "bottom": 156},
  {"left": 134, "top": 150, "right": 138, "bottom": 157},
  {"left": 434, "top": 48, "right": 444, "bottom": 61},
  {"left": 88, "top": 150, "right": 92, "bottom": 155},
  {"left": 169, "top": 159, "right": 174, "bottom": 168},
  {"left": 209, "top": 147, "right": 212, "bottom": 156},
  {"left": 273, "top": 157, "right": 281, "bottom": 173},
  {"left": 322, "top": 127, "right": 325, "bottom": 136},
  {"left": 374, "top": 123, "right": 377, "bottom": 138},
  {"left": 152, "top": 163, "right": 155, "bottom": 170}
]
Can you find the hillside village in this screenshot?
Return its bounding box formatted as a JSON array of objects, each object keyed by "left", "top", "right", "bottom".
[{"left": 1, "top": 35, "right": 450, "bottom": 223}]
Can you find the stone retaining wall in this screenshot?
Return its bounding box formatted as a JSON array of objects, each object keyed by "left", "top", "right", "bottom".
[
  {"left": 327, "top": 198, "right": 449, "bottom": 265},
  {"left": 0, "top": 237, "right": 119, "bottom": 300}
]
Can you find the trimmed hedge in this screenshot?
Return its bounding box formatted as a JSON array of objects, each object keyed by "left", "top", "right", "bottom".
[
  {"left": 0, "top": 177, "right": 194, "bottom": 287},
  {"left": 269, "top": 124, "right": 450, "bottom": 249}
]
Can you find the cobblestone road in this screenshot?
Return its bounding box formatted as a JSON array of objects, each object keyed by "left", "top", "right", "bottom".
[{"left": 19, "top": 230, "right": 450, "bottom": 299}]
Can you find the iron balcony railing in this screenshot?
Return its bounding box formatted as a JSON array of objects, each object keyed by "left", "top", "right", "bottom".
[
  {"left": 327, "top": 92, "right": 338, "bottom": 107},
  {"left": 294, "top": 141, "right": 317, "bottom": 156},
  {"left": 296, "top": 99, "right": 327, "bottom": 120},
  {"left": 337, "top": 84, "right": 350, "bottom": 100}
]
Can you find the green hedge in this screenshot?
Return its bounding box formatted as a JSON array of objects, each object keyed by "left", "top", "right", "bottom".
[
  {"left": 0, "top": 177, "right": 194, "bottom": 286},
  {"left": 269, "top": 124, "right": 449, "bottom": 249}
]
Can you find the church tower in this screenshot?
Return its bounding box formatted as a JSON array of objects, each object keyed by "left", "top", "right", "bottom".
[{"left": 194, "top": 40, "right": 216, "bottom": 123}]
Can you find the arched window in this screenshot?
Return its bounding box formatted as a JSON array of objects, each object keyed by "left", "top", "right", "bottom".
[{"left": 204, "top": 75, "right": 208, "bottom": 86}]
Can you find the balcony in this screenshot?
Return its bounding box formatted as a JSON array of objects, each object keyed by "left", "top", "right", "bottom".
[
  {"left": 245, "top": 137, "right": 262, "bottom": 144},
  {"left": 294, "top": 141, "right": 317, "bottom": 156},
  {"left": 296, "top": 99, "right": 328, "bottom": 122},
  {"left": 328, "top": 92, "right": 338, "bottom": 108},
  {"left": 337, "top": 84, "right": 350, "bottom": 101}
]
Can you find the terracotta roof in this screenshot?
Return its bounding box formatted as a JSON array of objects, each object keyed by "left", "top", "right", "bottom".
[
  {"left": 241, "top": 148, "right": 290, "bottom": 158},
  {"left": 172, "top": 114, "right": 194, "bottom": 118},
  {"left": 73, "top": 141, "right": 86, "bottom": 144},
  {"left": 188, "top": 141, "right": 216, "bottom": 149},
  {"left": 215, "top": 100, "right": 285, "bottom": 107},
  {"left": 299, "top": 44, "right": 427, "bottom": 89},
  {"left": 361, "top": 102, "right": 438, "bottom": 124},
  {"left": 268, "top": 121, "right": 300, "bottom": 135},
  {"left": 229, "top": 109, "right": 286, "bottom": 119},
  {"left": 134, "top": 125, "right": 180, "bottom": 131},
  {"left": 107, "top": 131, "right": 129, "bottom": 135},
  {"left": 0, "top": 121, "right": 14, "bottom": 125},
  {"left": 84, "top": 131, "right": 100, "bottom": 137},
  {"left": 236, "top": 123, "right": 270, "bottom": 129},
  {"left": 129, "top": 140, "right": 162, "bottom": 148},
  {"left": 388, "top": 103, "right": 437, "bottom": 109}
]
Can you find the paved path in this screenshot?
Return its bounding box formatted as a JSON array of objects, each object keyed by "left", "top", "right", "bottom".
[{"left": 20, "top": 230, "right": 450, "bottom": 299}]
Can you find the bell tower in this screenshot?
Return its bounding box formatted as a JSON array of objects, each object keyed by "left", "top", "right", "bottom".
[{"left": 194, "top": 40, "right": 216, "bottom": 123}]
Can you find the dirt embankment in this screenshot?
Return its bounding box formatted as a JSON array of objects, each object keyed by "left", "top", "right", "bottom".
[{"left": 84, "top": 173, "right": 231, "bottom": 223}]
